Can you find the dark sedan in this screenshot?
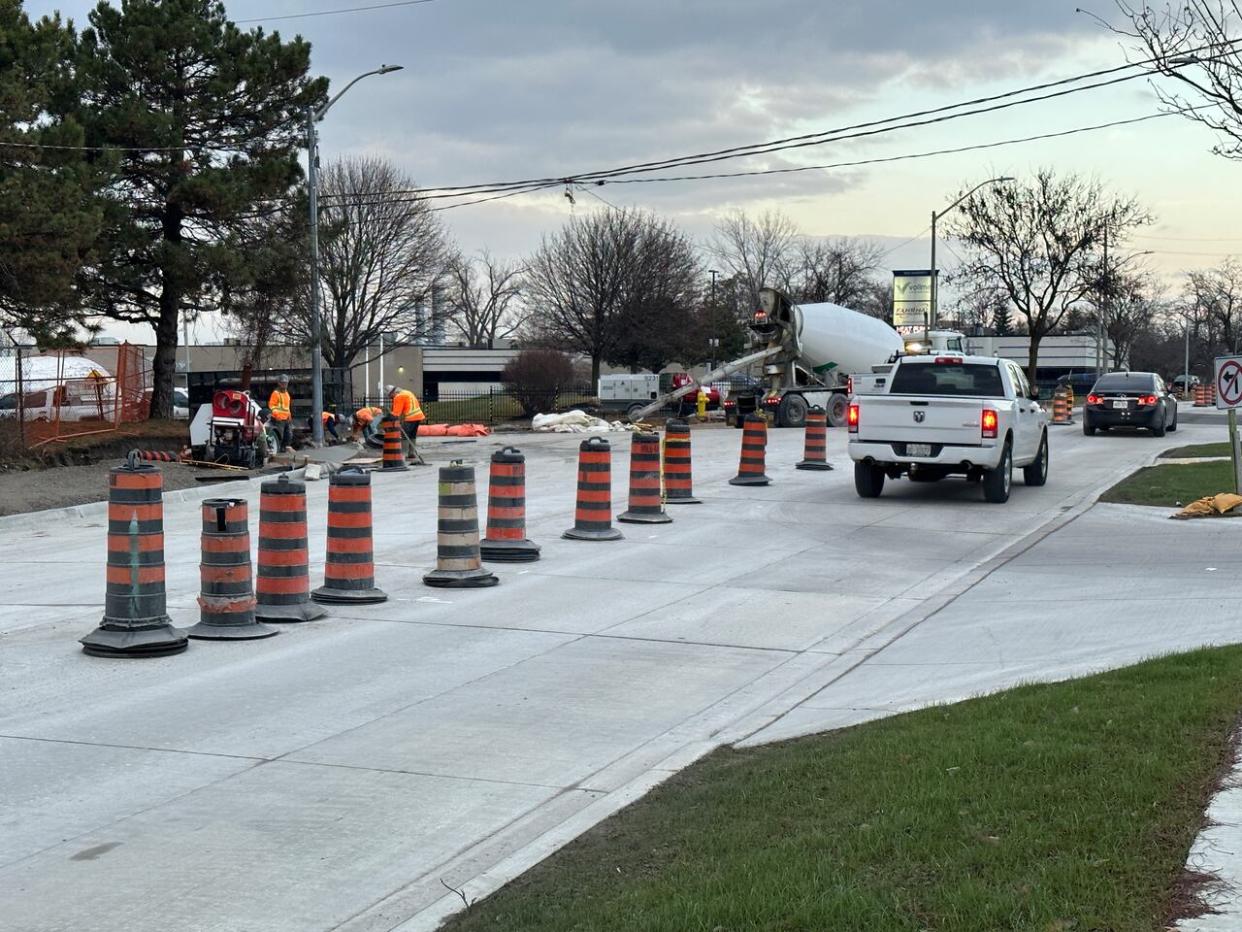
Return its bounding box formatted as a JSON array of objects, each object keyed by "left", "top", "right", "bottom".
[{"left": 1082, "top": 371, "right": 1178, "bottom": 437}]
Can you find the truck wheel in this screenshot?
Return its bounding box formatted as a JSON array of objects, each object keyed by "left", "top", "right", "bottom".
[
  {"left": 1022, "top": 432, "right": 1048, "bottom": 487},
  {"left": 626, "top": 403, "right": 646, "bottom": 420},
  {"left": 777, "top": 394, "right": 808, "bottom": 429},
  {"left": 854, "top": 462, "right": 885, "bottom": 498},
  {"left": 982, "top": 441, "right": 1012, "bottom": 503},
  {"left": 827, "top": 393, "right": 849, "bottom": 428}
]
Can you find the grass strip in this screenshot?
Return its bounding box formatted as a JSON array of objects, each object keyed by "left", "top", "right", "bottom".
[
  {"left": 1160, "top": 442, "right": 1233, "bottom": 459},
  {"left": 444, "top": 647, "right": 1242, "bottom": 932},
  {"left": 1100, "top": 460, "right": 1236, "bottom": 507}
]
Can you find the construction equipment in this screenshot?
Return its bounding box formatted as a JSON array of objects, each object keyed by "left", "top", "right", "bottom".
[{"left": 190, "top": 389, "right": 276, "bottom": 469}]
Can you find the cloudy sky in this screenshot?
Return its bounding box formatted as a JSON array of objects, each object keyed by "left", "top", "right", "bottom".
[{"left": 25, "top": 0, "right": 1242, "bottom": 341}]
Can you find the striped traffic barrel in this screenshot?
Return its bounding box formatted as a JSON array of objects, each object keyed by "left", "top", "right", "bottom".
[
  {"left": 80, "top": 457, "right": 187, "bottom": 657},
  {"left": 796, "top": 406, "right": 833, "bottom": 471},
  {"left": 380, "top": 415, "right": 409, "bottom": 471},
  {"left": 187, "top": 498, "right": 277, "bottom": 640},
  {"left": 563, "top": 437, "right": 623, "bottom": 541},
  {"left": 663, "top": 419, "right": 700, "bottom": 504},
  {"left": 424, "top": 461, "right": 498, "bottom": 587},
  {"left": 619, "top": 432, "right": 672, "bottom": 524},
  {"left": 480, "top": 447, "right": 540, "bottom": 563},
  {"left": 729, "top": 414, "right": 771, "bottom": 486},
  {"left": 255, "top": 475, "right": 328, "bottom": 623},
  {"left": 312, "top": 468, "right": 388, "bottom": 604}
]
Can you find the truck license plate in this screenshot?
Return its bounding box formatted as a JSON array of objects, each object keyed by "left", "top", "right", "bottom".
[
  {"left": 907, "top": 443, "right": 933, "bottom": 457},
  {"left": 1111, "top": 399, "right": 1128, "bottom": 409}
]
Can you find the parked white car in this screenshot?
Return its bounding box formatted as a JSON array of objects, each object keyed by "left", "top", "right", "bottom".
[{"left": 847, "top": 354, "right": 1049, "bottom": 503}]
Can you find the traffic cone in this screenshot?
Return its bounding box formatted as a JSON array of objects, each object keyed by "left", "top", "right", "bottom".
[
  {"left": 255, "top": 475, "right": 328, "bottom": 623},
  {"left": 380, "top": 415, "right": 409, "bottom": 472},
  {"left": 187, "top": 498, "right": 278, "bottom": 640},
  {"left": 619, "top": 431, "right": 672, "bottom": 524},
  {"left": 312, "top": 468, "right": 388, "bottom": 604},
  {"left": 796, "top": 406, "right": 833, "bottom": 471},
  {"left": 663, "top": 418, "right": 700, "bottom": 504},
  {"left": 424, "top": 461, "right": 498, "bottom": 587},
  {"left": 1051, "top": 388, "right": 1070, "bottom": 424},
  {"left": 563, "top": 437, "right": 623, "bottom": 541},
  {"left": 80, "top": 456, "right": 187, "bottom": 658},
  {"left": 729, "top": 414, "right": 771, "bottom": 486},
  {"left": 480, "top": 447, "right": 540, "bottom": 563}
]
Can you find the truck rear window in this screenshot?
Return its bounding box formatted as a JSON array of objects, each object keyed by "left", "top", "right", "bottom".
[{"left": 889, "top": 362, "right": 1005, "bottom": 398}]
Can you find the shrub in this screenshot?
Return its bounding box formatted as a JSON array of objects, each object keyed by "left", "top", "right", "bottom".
[{"left": 502, "top": 348, "right": 576, "bottom": 417}]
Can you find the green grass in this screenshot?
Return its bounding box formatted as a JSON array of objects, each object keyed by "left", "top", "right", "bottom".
[
  {"left": 444, "top": 648, "right": 1242, "bottom": 932},
  {"left": 1160, "top": 442, "right": 1233, "bottom": 459},
  {"left": 1100, "top": 459, "right": 1237, "bottom": 507}
]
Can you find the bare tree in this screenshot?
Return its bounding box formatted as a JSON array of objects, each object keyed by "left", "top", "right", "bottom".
[
  {"left": 444, "top": 251, "right": 526, "bottom": 349},
  {"left": 708, "top": 209, "right": 799, "bottom": 311},
  {"left": 945, "top": 170, "right": 1151, "bottom": 383},
  {"left": 1111, "top": 1, "right": 1242, "bottom": 159},
  {"left": 523, "top": 208, "right": 666, "bottom": 383},
  {"left": 1184, "top": 258, "right": 1242, "bottom": 354},
  {"left": 609, "top": 219, "right": 701, "bottom": 373},
  {"left": 787, "top": 238, "right": 885, "bottom": 308},
  {"left": 284, "top": 156, "right": 449, "bottom": 370},
  {"left": 1086, "top": 262, "right": 1164, "bottom": 367}
]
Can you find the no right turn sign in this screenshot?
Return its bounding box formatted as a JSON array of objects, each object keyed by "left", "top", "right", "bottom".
[{"left": 1216, "top": 356, "right": 1242, "bottom": 410}]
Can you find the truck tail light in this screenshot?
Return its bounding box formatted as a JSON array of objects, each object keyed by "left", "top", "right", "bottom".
[
  {"left": 1138, "top": 394, "right": 1158, "bottom": 406},
  {"left": 981, "top": 408, "right": 999, "bottom": 439},
  {"left": 847, "top": 403, "right": 860, "bottom": 432}
]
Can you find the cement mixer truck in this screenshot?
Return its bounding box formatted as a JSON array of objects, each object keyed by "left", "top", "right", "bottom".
[{"left": 630, "top": 287, "right": 967, "bottom": 428}]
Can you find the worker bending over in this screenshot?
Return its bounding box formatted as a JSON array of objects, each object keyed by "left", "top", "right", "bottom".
[
  {"left": 387, "top": 384, "right": 426, "bottom": 462},
  {"left": 351, "top": 405, "right": 384, "bottom": 442},
  {"left": 315, "top": 410, "right": 341, "bottom": 443},
  {"left": 268, "top": 374, "right": 293, "bottom": 451}
]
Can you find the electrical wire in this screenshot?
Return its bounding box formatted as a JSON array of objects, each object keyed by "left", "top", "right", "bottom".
[{"left": 235, "top": 0, "right": 437, "bottom": 25}]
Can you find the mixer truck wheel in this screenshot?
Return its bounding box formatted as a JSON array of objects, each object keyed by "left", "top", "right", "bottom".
[
  {"left": 777, "top": 394, "right": 808, "bottom": 429},
  {"left": 827, "top": 394, "right": 849, "bottom": 428}
]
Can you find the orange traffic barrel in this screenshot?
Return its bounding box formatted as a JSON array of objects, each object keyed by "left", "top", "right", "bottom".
[
  {"left": 380, "top": 414, "right": 408, "bottom": 472},
  {"left": 1194, "top": 384, "right": 1208, "bottom": 407},
  {"left": 312, "top": 468, "right": 388, "bottom": 604},
  {"left": 563, "top": 437, "right": 623, "bottom": 541},
  {"left": 1051, "top": 389, "right": 1070, "bottom": 424},
  {"left": 425, "top": 461, "right": 498, "bottom": 587},
  {"left": 796, "top": 405, "right": 833, "bottom": 471},
  {"left": 480, "top": 447, "right": 540, "bottom": 563},
  {"left": 619, "top": 431, "right": 672, "bottom": 524},
  {"left": 80, "top": 455, "right": 187, "bottom": 657},
  {"left": 663, "top": 418, "right": 700, "bottom": 504},
  {"left": 729, "top": 414, "right": 771, "bottom": 486},
  {"left": 255, "top": 475, "right": 328, "bottom": 623},
  {"left": 187, "top": 498, "right": 277, "bottom": 640}
]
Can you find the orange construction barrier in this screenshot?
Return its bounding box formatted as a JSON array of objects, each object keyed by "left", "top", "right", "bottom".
[
  {"left": 481, "top": 447, "right": 540, "bottom": 563},
  {"left": 619, "top": 431, "right": 671, "bottom": 524},
  {"left": 312, "top": 469, "right": 387, "bottom": 604},
  {"left": 187, "top": 498, "right": 277, "bottom": 640},
  {"left": 729, "top": 414, "right": 771, "bottom": 486},
  {"left": 1051, "top": 388, "right": 1071, "bottom": 425},
  {"left": 255, "top": 475, "right": 327, "bottom": 623},
  {"left": 563, "top": 437, "right": 622, "bottom": 541},
  {"left": 663, "top": 418, "right": 700, "bottom": 504},
  {"left": 380, "top": 415, "right": 409, "bottom": 472},
  {"left": 796, "top": 406, "right": 833, "bottom": 471}
]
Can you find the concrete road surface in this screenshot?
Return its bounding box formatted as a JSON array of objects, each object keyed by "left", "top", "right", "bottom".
[{"left": 0, "top": 413, "right": 1236, "bottom": 932}]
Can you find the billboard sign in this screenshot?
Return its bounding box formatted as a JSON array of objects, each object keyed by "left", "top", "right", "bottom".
[{"left": 892, "top": 270, "right": 935, "bottom": 329}]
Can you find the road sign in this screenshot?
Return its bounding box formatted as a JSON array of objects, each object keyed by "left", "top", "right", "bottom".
[
  {"left": 892, "top": 270, "right": 935, "bottom": 329},
  {"left": 1215, "top": 355, "right": 1242, "bottom": 410}
]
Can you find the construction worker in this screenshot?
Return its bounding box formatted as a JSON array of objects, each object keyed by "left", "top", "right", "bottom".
[
  {"left": 387, "top": 383, "right": 426, "bottom": 461},
  {"left": 351, "top": 404, "right": 384, "bottom": 442},
  {"left": 268, "top": 374, "right": 293, "bottom": 451},
  {"left": 318, "top": 410, "right": 341, "bottom": 443}
]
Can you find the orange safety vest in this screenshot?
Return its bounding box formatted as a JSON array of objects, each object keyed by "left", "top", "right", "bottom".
[
  {"left": 354, "top": 406, "right": 383, "bottom": 425},
  {"left": 321, "top": 411, "right": 337, "bottom": 425},
  {"left": 390, "top": 389, "right": 425, "bottom": 423},
  {"left": 269, "top": 389, "right": 291, "bottom": 421}
]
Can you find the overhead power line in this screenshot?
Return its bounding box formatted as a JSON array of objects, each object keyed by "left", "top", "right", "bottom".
[{"left": 235, "top": 0, "right": 438, "bottom": 25}]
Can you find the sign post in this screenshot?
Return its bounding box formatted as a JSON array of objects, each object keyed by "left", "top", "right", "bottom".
[{"left": 1214, "top": 355, "right": 1242, "bottom": 493}]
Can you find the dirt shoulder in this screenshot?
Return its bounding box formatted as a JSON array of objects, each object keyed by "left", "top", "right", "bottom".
[{"left": 0, "top": 459, "right": 237, "bottom": 517}]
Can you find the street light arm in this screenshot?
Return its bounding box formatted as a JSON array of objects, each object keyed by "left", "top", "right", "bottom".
[
  {"left": 314, "top": 64, "right": 404, "bottom": 122},
  {"left": 937, "top": 175, "right": 1016, "bottom": 221}
]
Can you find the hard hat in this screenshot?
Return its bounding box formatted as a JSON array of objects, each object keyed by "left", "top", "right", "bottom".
[
  {"left": 278, "top": 373, "right": 290, "bottom": 384},
  {"left": 385, "top": 384, "right": 396, "bottom": 394}
]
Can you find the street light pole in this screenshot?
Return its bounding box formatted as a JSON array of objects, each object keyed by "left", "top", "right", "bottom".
[
  {"left": 930, "top": 176, "right": 1014, "bottom": 332},
  {"left": 306, "top": 64, "right": 403, "bottom": 445}
]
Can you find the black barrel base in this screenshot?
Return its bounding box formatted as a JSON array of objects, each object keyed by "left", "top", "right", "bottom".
[
  {"left": 728, "top": 475, "right": 771, "bottom": 486},
  {"left": 379, "top": 463, "right": 410, "bottom": 473},
  {"left": 311, "top": 585, "right": 389, "bottom": 604},
  {"left": 423, "top": 568, "right": 499, "bottom": 588},
  {"left": 562, "top": 526, "right": 624, "bottom": 541},
  {"left": 618, "top": 510, "right": 673, "bottom": 524},
  {"left": 796, "top": 461, "right": 834, "bottom": 471},
  {"left": 81, "top": 621, "right": 188, "bottom": 658},
  {"left": 665, "top": 495, "right": 702, "bottom": 505},
  {"left": 186, "top": 621, "right": 280, "bottom": 640},
  {"left": 480, "top": 539, "right": 541, "bottom": 563},
  {"left": 255, "top": 601, "right": 329, "bottom": 623}
]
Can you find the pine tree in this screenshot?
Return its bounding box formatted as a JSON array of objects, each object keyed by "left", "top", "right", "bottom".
[
  {"left": 67, "top": 0, "right": 326, "bottom": 416},
  {"left": 0, "top": 1, "right": 101, "bottom": 342},
  {"left": 993, "top": 302, "right": 1013, "bottom": 336}
]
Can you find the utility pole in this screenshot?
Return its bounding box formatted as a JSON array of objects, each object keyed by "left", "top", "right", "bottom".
[
  {"left": 1098, "top": 225, "right": 1108, "bottom": 379},
  {"left": 709, "top": 269, "right": 718, "bottom": 307}
]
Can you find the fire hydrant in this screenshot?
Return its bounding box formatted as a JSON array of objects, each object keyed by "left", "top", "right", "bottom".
[{"left": 696, "top": 388, "right": 708, "bottom": 419}]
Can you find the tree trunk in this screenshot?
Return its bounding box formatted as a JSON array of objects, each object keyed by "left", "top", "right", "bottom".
[
  {"left": 591, "top": 353, "right": 601, "bottom": 386},
  {"left": 1027, "top": 333, "right": 1041, "bottom": 389},
  {"left": 149, "top": 300, "right": 178, "bottom": 419}
]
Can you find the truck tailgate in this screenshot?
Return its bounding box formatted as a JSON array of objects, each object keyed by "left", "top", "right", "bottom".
[{"left": 857, "top": 396, "right": 984, "bottom": 446}]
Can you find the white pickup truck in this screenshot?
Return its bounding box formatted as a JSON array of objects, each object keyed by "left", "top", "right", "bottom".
[{"left": 847, "top": 354, "right": 1049, "bottom": 503}]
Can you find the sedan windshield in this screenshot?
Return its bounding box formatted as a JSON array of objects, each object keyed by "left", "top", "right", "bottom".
[
  {"left": 889, "top": 362, "right": 1006, "bottom": 398},
  {"left": 1093, "top": 374, "right": 1156, "bottom": 393}
]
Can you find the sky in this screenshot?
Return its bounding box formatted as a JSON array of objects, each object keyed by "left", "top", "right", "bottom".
[{"left": 23, "top": 0, "right": 1242, "bottom": 345}]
